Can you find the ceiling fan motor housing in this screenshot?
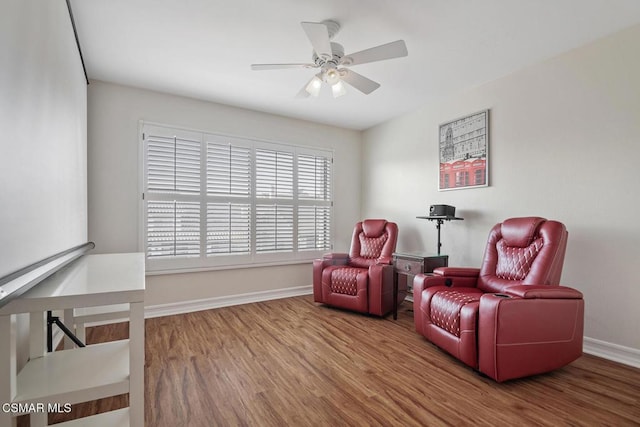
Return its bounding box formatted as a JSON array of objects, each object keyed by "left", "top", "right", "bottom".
[{"left": 313, "top": 42, "right": 344, "bottom": 68}]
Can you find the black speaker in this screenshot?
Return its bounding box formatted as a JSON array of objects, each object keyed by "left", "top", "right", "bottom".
[{"left": 429, "top": 204, "right": 456, "bottom": 217}]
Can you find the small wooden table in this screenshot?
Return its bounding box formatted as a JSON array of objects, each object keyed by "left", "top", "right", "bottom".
[{"left": 392, "top": 252, "right": 448, "bottom": 320}]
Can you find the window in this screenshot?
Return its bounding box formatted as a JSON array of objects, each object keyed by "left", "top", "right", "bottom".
[{"left": 141, "top": 123, "right": 333, "bottom": 272}]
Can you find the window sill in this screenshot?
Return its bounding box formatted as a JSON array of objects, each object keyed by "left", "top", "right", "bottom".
[{"left": 145, "top": 258, "right": 315, "bottom": 276}]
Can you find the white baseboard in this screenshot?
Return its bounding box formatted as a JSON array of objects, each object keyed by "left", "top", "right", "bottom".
[
  {"left": 583, "top": 337, "right": 640, "bottom": 369},
  {"left": 144, "top": 285, "right": 313, "bottom": 319}
]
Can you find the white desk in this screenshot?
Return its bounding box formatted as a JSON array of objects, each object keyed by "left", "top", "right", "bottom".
[{"left": 0, "top": 253, "right": 145, "bottom": 427}]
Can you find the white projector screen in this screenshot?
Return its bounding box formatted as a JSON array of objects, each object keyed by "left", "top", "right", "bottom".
[{"left": 0, "top": 0, "right": 88, "bottom": 286}]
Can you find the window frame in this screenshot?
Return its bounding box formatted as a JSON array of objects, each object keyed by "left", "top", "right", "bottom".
[{"left": 138, "top": 122, "right": 334, "bottom": 274}]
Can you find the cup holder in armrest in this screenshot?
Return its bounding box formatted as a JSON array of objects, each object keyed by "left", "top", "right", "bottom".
[{"left": 493, "top": 293, "right": 511, "bottom": 298}]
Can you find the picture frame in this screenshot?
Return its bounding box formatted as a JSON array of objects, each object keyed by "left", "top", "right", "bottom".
[{"left": 438, "top": 109, "right": 489, "bottom": 191}]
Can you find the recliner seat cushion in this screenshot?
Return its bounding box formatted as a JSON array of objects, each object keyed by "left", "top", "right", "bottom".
[
  {"left": 330, "top": 267, "right": 364, "bottom": 296},
  {"left": 431, "top": 290, "right": 481, "bottom": 337}
]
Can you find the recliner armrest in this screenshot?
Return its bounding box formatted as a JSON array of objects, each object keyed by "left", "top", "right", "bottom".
[
  {"left": 322, "top": 252, "right": 349, "bottom": 260},
  {"left": 317, "top": 252, "right": 350, "bottom": 267},
  {"left": 413, "top": 273, "right": 447, "bottom": 290},
  {"left": 478, "top": 290, "right": 584, "bottom": 382},
  {"left": 504, "top": 285, "right": 583, "bottom": 299},
  {"left": 417, "top": 267, "right": 480, "bottom": 289},
  {"left": 433, "top": 267, "right": 480, "bottom": 277},
  {"left": 376, "top": 256, "right": 392, "bottom": 265}
]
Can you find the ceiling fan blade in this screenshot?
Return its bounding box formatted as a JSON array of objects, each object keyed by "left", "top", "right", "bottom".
[
  {"left": 341, "top": 40, "right": 408, "bottom": 66},
  {"left": 251, "top": 63, "right": 316, "bottom": 71},
  {"left": 301, "top": 22, "right": 333, "bottom": 61},
  {"left": 340, "top": 69, "right": 380, "bottom": 94}
]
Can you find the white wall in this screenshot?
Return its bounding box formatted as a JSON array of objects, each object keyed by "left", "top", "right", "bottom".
[
  {"left": 0, "top": 0, "right": 87, "bottom": 277},
  {"left": 87, "top": 81, "right": 362, "bottom": 306},
  {"left": 362, "top": 24, "right": 640, "bottom": 352},
  {"left": 0, "top": 0, "right": 87, "bottom": 367}
]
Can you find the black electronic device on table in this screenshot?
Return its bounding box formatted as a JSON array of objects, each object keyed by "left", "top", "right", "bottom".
[
  {"left": 418, "top": 206, "right": 463, "bottom": 254},
  {"left": 429, "top": 204, "right": 456, "bottom": 217}
]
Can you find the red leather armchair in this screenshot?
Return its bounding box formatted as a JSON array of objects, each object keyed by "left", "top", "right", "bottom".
[
  {"left": 313, "top": 219, "right": 398, "bottom": 316},
  {"left": 413, "top": 217, "right": 584, "bottom": 382}
]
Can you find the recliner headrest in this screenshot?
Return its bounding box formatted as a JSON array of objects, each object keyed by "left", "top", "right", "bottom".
[
  {"left": 362, "top": 219, "right": 387, "bottom": 237},
  {"left": 501, "top": 217, "right": 546, "bottom": 248}
]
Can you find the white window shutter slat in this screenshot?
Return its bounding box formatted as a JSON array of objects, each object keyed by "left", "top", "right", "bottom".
[
  {"left": 146, "top": 135, "right": 201, "bottom": 194},
  {"left": 207, "top": 142, "right": 251, "bottom": 196},
  {"left": 298, "top": 206, "right": 331, "bottom": 251},
  {"left": 147, "top": 201, "right": 200, "bottom": 258},
  {"left": 255, "top": 149, "right": 293, "bottom": 199},
  {"left": 207, "top": 203, "right": 251, "bottom": 255},
  {"left": 298, "top": 154, "right": 331, "bottom": 201},
  {"left": 255, "top": 204, "right": 293, "bottom": 253}
]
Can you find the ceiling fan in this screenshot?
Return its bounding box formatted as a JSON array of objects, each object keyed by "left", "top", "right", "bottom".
[{"left": 251, "top": 20, "right": 408, "bottom": 98}]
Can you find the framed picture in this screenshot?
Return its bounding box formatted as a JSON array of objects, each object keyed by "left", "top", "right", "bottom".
[{"left": 438, "top": 109, "right": 489, "bottom": 191}]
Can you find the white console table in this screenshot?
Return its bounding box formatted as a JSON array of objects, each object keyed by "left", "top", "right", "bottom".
[{"left": 0, "top": 253, "right": 145, "bottom": 427}]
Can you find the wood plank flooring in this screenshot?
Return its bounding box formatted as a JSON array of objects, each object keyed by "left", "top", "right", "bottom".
[{"left": 48, "top": 295, "right": 640, "bottom": 426}]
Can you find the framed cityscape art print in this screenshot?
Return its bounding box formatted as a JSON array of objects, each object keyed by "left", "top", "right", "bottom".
[{"left": 438, "top": 109, "right": 489, "bottom": 191}]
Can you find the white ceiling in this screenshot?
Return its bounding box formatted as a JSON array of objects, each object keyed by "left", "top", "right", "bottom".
[{"left": 69, "top": 0, "right": 640, "bottom": 130}]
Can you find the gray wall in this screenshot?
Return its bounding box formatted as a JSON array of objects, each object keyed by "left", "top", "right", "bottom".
[{"left": 361, "top": 25, "right": 640, "bottom": 355}]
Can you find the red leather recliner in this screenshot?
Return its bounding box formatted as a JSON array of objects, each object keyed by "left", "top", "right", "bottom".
[
  {"left": 313, "top": 219, "right": 398, "bottom": 316},
  {"left": 413, "top": 217, "right": 584, "bottom": 382}
]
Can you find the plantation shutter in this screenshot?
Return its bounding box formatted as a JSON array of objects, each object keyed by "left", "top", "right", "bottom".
[
  {"left": 144, "top": 127, "right": 202, "bottom": 259},
  {"left": 255, "top": 204, "right": 294, "bottom": 252},
  {"left": 255, "top": 148, "right": 293, "bottom": 199},
  {"left": 206, "top": 142, "right": 251, "bottom": 197},
  {"left": 297, "top": 153, "right": 332, "bottom": 251},
  {"left": 146, "top": 201, "right": 201, "bottom": 258},
  {"left": 297, "top": 154, "right": 331, "bottom": 201},
  {"left": 298, "top": 206, "right": 331, "bottom": 251},
  {"left": 205, "top": 140, "right": 252, "bottom": 256},
  {"left": 142, "top": 122, "right": 333, "bottom": 271},
  {"left": 146, "top": 134, "right": 200, "bottom": 195},
  {"left": 255, "top": 148, "right": 294, "bottom": 253},
  {"left": 206, "top": 203, "right": 251, "bottom": 255}
]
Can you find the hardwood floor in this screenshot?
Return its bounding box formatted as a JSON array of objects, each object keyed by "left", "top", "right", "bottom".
[{"left": 49, "top": 295, "right": 640, "bottom": 426}]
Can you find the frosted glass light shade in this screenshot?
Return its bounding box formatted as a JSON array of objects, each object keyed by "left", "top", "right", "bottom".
[
  {"left": 305, "top": 76, "right": 322, "bottom": 97},
  {"left": 331, "top": 81, "right": 346, "bottom": 98}
]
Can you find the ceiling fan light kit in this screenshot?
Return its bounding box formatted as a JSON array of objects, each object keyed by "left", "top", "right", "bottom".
[
  {"left": 251, "top": 19, "right": 408, "bottom": 98},
  {"left": 305, "top": 75, "right": 323, "bottom": 97},
  {"left": 331, "top": 80, "right": 347, "bottom": 98}
]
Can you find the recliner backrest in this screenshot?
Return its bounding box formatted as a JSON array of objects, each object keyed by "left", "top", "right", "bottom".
[
  {"left": 477, "top": 217, "right": 568, "bottom": 293},
  {"left": 349, "top": 219, "right": 398, "bottom": 268}
]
